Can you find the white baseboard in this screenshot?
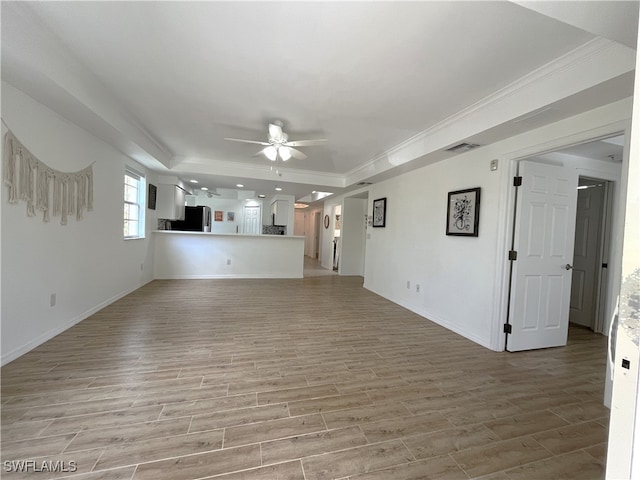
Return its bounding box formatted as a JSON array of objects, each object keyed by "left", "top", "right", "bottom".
[
  {"left": 154, "top": 274, "right": 303, "bottom": 279},
  {"left": 363, "top": 283, "right": 497, "bottom": 351},
  {"left": 1, "top": 280, "right": 152, "bottom": 366}
]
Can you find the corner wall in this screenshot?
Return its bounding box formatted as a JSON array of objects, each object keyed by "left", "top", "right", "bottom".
[{"left": 1, "top": 83, "right": 157, "bottom": 365}]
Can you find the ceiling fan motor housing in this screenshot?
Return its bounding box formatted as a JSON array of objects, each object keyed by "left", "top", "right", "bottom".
[{"left": 268, "top": 121, "right": 286, "bottom": 144}]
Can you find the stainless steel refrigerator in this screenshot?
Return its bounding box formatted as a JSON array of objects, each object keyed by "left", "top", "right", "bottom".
[{"left": 171, "top": 206, "right": 212, "bottom": 231}]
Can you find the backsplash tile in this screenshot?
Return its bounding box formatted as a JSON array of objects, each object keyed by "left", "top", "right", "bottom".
[{"left": 263, "top": 225, "right": 286, "bottom": 235}]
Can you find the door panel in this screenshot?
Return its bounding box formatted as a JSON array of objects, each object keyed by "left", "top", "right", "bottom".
[
  {"left": 507, "top": 160, "right": 578, "bottom": 351},
  {"left": 569, "top": 183, "right": 605, "bottom": 327},
  {"left": 243, "top": 206, "right": 260, "bottom": 235}
]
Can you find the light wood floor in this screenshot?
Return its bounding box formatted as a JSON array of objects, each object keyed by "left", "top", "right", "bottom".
[{"left": 1, "top": 276, "right": 609, "bottom": 479}]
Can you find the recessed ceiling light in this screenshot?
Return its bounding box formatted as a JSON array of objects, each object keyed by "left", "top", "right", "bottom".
[
  {"left": 201, "top": 187, "right": 209, "bottom": 191},
  {"left": 189, "top": 179, "right": 198, "bottom": 184},
  {"left": 236, "top": 184, "right": 244, "bottom": 188},
  {"left": 275, "top": 187, "right": 282, "bottom": 191},
  {"left": 294, "top": 203, "right": 309, "bottom": 209},
  {"left": 258, "top": 194, "right": 266, "bottom": 198}
]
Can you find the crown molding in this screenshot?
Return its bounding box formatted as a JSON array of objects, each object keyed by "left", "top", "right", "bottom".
[{"left": 345, "top": 38, "right": 634, "bottom": 185}]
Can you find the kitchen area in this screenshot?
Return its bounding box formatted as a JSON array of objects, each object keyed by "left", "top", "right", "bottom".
[{"left": 152, "top": 177, "right": 305, "bottom": 279}]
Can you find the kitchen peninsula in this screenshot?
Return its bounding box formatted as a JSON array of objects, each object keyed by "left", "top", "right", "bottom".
[{"left": 153, "top": 231, "right": 305, "bottom": 279}]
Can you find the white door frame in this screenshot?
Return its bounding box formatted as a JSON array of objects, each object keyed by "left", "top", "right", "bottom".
[{"left": 492, "top": 122, "right": 631, "bottom": 351}]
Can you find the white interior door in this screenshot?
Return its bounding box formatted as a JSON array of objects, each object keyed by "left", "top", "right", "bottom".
[
  {"left": 243, "top": 206, "right": 260, "bottom": 234},
  {"left": 569, "top": 181, "right": 605, "bottom": 328},
  {"left": 294, "top": 210, "right": 305, "bottom": 236},
  {"left": 507, "top": 160, "right": 578, "bottom": 351}
]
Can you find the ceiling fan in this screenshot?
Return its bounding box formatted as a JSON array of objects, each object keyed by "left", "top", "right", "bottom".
[{"left": 224, "top": 120, "right": 327, "bottom": 161}]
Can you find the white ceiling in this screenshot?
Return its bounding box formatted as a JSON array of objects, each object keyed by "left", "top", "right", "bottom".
[{"left": 1, "top": 1, "right": 637, "bottom": 201}]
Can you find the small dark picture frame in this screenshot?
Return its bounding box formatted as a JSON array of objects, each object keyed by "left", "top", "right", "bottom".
[
  {"left": 446, "top": 187, "right": 480, "bottom": 237},
  {"left": 148, "top": 184, "right": 157, "bottom": 210},
  {"left": 372, "top": 197, "right": 387, "bottom": 228}
]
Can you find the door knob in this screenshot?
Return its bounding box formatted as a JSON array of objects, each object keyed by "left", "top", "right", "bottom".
[{"left": 564, "top": 264, "right": 573, "bottom": 270}]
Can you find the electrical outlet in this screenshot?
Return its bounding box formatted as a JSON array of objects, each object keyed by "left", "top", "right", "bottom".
[
  {"left": 226, "top": 259, "right": 231, "bottom": 265},
  {"left": 50, "top": 293, "right": 56, "bottom": 307},
  {"left": 406, "top": 281, "right": 410, "bottom": 289},
  {"left": 416, "top": 284, "right": 420, "bottom": 293}
]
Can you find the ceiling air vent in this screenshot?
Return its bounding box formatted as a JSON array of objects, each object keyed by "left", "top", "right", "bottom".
[
  {"left": 445, "top": 142, "right": 481, "bottom": 153},
  {"left": 357, "top": 182, "right": 373, "bottom": 186}
]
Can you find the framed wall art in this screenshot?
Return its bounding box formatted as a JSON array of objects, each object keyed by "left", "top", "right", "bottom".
[
  {"left": 227, "top": 211, "right": 235, "bottom": 222},
  {"left": 214, "top": 210, "right": 223, "bottom": 222},
  {"left": 446, "top": 187, "right": 480, "bottom": 237},
  {"left": 147, "top": 184, "right": 157, "bottom": 210},
  {"left": 372, "top": 197, "right": 387, "bottom": 228}
]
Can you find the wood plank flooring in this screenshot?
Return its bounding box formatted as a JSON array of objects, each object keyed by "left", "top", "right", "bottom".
[{"left": 1, "top": 276, "right": 609, "bottom": 479}]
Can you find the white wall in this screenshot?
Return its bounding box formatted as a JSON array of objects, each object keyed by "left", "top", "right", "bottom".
[
  {"left": 359, "top": 98, "right": 632, "bottom": 351},
  {"left": 1, "top": 83, "right": 156, "bottom": 364},
  {"left": 340, "top": 198, "right": 367, "bottom": 276},
  {"left": 153, "top": 232, "right": 304, "bottom": 278},
  {"left": 364, "top": 151, "right": 501, "bottom": 348}
]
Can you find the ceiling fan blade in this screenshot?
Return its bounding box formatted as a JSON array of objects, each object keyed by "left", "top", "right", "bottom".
[
  {"left": 286, "top": 139, "right": 328, "bottom": 147},
  {"left": 224, "top": 137, "right": 270, "bottom": 146},
  {"left": 289, "top": 147, "right": 307, "bottom": 160}
]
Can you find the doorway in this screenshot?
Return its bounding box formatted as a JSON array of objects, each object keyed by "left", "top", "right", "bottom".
[
  {"left": 569, "top": 177, "right": 613, "bottom": 333},
  {"left": 504, "top": 135, "right": 623, "bottom": 352}
]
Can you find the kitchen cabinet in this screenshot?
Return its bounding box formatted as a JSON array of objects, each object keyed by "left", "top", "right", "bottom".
[
  {"left": 157, "top": 184, "right": 186, "bottom": 220},
  {"left": 271, "top": 200, "right": 289, "bottom": 226}
]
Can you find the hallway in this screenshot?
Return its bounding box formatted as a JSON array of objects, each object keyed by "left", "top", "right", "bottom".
[{"left": 303, "top": 255, "right": 338, "bottom": 278}]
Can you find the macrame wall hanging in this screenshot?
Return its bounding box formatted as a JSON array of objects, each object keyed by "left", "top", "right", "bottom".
[{"left": 2, "top": 127, "right": 94, "bottom": 225}]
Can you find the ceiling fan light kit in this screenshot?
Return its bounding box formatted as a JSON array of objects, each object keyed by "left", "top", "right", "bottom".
[
  {"left": 224, "top": 120, "right": 327, "bottom": 167},
  {"left": 264, "top": 146, "right": 278, "bottom": 161},
  {"left": 279, "top": 146, "right": 291, "bottom": 161}
]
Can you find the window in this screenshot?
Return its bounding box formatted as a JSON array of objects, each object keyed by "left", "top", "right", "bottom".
[{"left": 124, "top": 167, "right": 145, "bottom": 239}]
